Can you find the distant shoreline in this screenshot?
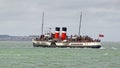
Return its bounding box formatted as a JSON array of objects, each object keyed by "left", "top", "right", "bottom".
[
  {"left": 0, "top": 35, "right": 39, "bottom": 41},
  {"left": 0, "top": 35, "right": 119, "bottom": 42}
]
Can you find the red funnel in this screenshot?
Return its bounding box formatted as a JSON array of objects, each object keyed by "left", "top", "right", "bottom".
[
  {"left": 55, "top": 27, "right": 60, "bottom": 39},
  {"left": 61, "top": 27, "right": 67, "bottom": 40}
]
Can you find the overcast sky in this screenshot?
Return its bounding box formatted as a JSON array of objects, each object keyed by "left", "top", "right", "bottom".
[{"left": 0, "top": 0, "right": 120, "bottom": 41}]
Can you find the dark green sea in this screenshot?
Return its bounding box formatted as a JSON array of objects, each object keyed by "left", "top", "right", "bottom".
[{"left": 0, "top": 41, "right": 119, "bottom": 68}]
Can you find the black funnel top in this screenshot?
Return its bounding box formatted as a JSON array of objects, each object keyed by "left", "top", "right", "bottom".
[
  {"left": 62, "top": 27, "right": 67, "bottom": 31},
  {"left": 55, "top": 27, "right": 60, "bottom": 31}
]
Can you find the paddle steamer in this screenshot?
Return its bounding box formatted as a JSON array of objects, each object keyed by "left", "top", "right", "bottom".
[{"left": 32, "top": 12, "right": 102, "bottom": 48}]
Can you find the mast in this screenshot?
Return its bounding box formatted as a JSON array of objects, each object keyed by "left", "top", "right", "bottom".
[
  {"left": 41, "top": 12, "right": 44, "bottom": 35},
  {"left": 78, "top": 12, "right": 82, "bottom": 37}
]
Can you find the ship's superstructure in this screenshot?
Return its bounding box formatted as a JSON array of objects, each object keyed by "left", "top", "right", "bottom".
[{"left": 32, "top": 27, "right": 101, "bottom": 48}]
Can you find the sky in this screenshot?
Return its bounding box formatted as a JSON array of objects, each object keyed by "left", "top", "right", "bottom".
[{"left": 0, "top": 0, "right": 120, "bottom": 41}]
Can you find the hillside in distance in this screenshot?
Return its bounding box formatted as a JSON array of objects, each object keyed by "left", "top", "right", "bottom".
[{"left": 0, "top": 35, "right": 39, "bottom": 41}]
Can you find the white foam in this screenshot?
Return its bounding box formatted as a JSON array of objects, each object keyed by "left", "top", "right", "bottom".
[
  {"left": 112, "top": 47, "right": 117, "bottom": 50},
  {"left": 100, "top": 47, "right": 106, "bottom": 49}
]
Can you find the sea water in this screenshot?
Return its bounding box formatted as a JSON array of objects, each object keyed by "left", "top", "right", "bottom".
[{"left": 0, "top": 41, "right": 119, "bottom": 68}]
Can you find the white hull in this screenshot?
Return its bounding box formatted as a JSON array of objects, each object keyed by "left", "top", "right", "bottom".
[{"left": 32, "top": 39, "right": 101, "bottom": 48}]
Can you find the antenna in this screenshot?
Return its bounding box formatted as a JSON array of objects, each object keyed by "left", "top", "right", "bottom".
[
  {"left": 41, "top": 12, "right": 44, "bottom": 35},
  {"left": 78, "top": 12, "right": 82, "bottom": 37}
]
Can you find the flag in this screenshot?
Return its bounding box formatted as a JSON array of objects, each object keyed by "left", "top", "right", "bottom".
[{"left": 99, "top": 34, "right": 104, "bottom": 37}]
